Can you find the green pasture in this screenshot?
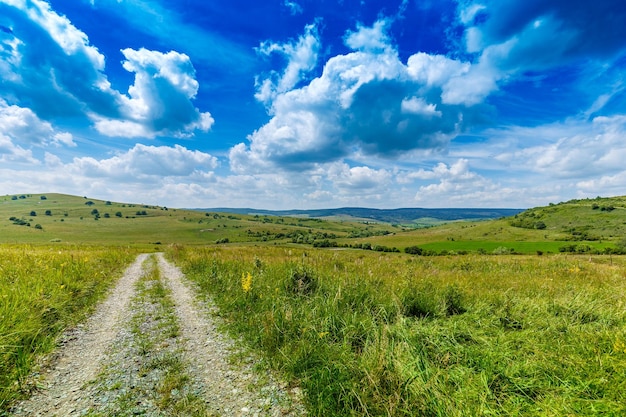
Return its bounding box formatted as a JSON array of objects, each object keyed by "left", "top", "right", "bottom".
[
  {"left": 169, "top": 245, "right": 626, "bottom": 416},
  {"left": 0, "top": 194, "right": 395, "bottom": 246}
]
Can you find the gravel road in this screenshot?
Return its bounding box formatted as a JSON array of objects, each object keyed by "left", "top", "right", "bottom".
[{"left": 10, "top": 253, "right": 304, "bottom": 416}]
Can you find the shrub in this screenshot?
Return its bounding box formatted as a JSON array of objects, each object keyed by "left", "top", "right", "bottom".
[
  {"left": 404, "top": 245, "right": 423, "bottom": 255},
  {"left": 29, "top": 211, "right": 36, "bottom": 216},
  {"left": 285, "top": 265, "right": 318, "bottom": 296},
  {"left": 45, "top": 210, "right": 52, "bottom": 216},
  {"left": 115, "top": 212, "right": 123, "bottom": 218}
]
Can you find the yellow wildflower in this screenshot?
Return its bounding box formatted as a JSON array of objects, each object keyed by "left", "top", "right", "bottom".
[{"left": 241, "top": 272, "right": 253, "bottom": 293}]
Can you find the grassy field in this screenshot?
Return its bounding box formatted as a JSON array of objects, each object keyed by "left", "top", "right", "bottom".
[
  {"left": 168, "top": 245, "right": 626, "bottom": 416},
  {"left": 2, "top": 193, "right": 626, "bottom": 415},
  {"left": 0, "top": 245, "right": 136, "bottom": 410},
  {"left": 0, "top": 193, "right": 397, "bottom": 247}
]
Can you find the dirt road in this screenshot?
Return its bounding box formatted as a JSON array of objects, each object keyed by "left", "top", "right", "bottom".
[{"left": 11, "top": 253, "right": 303, "bottom": 416}]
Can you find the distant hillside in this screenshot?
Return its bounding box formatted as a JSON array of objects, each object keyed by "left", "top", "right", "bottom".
[
  {"left": 200, "top": 207, "right": 524, "bottom": 224},
  {"left": 507, "top": 195, "right": 626, "bottom": 241}
]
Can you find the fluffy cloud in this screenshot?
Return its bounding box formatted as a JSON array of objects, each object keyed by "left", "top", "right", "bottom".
[
  {"left": 0, "top": 1, "right": 212, "bottom": 138},
  {"left": 93, "top": 48, "right": 214, "bottom": 138},
  {"left": 0, "top": 100, "right": 74, "bottom": 161},
  {"left": 70, "top": 144, "right": 218, "bottom": 179},
  {"left": 233, "top": 20, "right": 490, "bottom": 174},
  {"left": 409, "top": 159, "right": 507, "bottom": 205},
  {"left": 255, "top": 23, "right": 320, "bottom": 105}
]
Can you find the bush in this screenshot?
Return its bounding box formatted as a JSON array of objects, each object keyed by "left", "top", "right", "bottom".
[
  {"left": 45, "top": 210, "right": 52, "bottom": 216},
  {"left": 29, "top": 211, "right": 36, "bottom": 216},
  {"left": 115, "top": 212, "right": 123, "bottom": 218},
  {"left": 404, "top": 245, "right": 423, "bottom": 255},
  {"left": 285, "top": 265, "right": 318, "bottom": 296}
]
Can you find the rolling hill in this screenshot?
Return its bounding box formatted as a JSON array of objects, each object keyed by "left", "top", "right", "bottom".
[{"left": 1, "top": 193, "right": 625, "bottom": 254}]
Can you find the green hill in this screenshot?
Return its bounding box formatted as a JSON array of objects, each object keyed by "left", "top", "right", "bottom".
[
  {"left": 0, "top": 193, "right": 395, "bottom": 247},
  {"left": 1, "top": 193, "right": 625, "bottom": 254},
  {"left": 342, "top": 196, "right": 626, "bottom": 254}
]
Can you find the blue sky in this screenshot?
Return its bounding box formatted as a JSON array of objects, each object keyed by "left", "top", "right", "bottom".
[{"left": 1, "top": 0, "right": 626, "bottom": 209}]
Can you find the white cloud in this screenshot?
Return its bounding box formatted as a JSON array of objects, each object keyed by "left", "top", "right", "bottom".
[
  {"left": 70, "top": 144, "right": 218, "bottom": 179},
  {"left": 344, "top": 20, "right": 391, "bottom": 52},
  {"left": 0, "top": 2, "right": 213, "bottom": 139},
  {"left": 0, "top": 100, "right": 74, "bottom": 161},
  {"left": 51, "top": 132, "right": 76, "bottom": 147},
  {"left": 410, "top": 159, "right": 507, "bottom": 205},
  {"left": 255, "top": 23, "right": 320, "bottom": 105},
  {"left": 234, "top": 20, "right": 487, "bottom": 174},
  {"left": 328, "top": 163, "right": 392, "bottom": 191},
  {"left": 284, "top": 0, "right": 303, "bottom": 15},
  {"left": 94, "top": 48, "right": 214, "bottom": 138},
  {"left": 401, "top": 97, "right": 441, "bottom": 117},
  {"left": 488, "top": 115, "right": 626, "bottom": 180}
]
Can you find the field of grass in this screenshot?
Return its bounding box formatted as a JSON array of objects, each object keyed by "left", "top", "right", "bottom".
[
  {"left": 0, "top": 193, "right": 396, "bottom": 247},
  {"left": 0, "top": 245, "right": 136, "bottom": 410},
  {"left": 2, "top": 193, "right": 626, "bottom": 415},
  {"left": 168, "top": 245, "right": 626, "bottom": 416}
]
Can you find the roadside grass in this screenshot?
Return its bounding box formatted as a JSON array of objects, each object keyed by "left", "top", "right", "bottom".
[
  {"left": 0, "top": 245, "right": 136, "bottom": 412},
  {"left": 88, "top": 255, "right": 210, "bottom": 417},
  {"left": 168, "top": 245, "right": 626, "bottom": 416}
]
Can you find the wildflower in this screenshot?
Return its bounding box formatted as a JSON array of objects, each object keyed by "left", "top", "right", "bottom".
[
  {"left": 614, "top": 339, "right": 626, "bottom": 354},
  {"left": 318, "top": 332, "right": 329, "bottom": 339},
  {"left": 241, "top": 272, "right": 253, "bottom": 293}
]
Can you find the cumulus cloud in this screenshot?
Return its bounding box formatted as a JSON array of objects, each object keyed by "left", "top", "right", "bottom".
[
  {"left": 0, "top": 1, "right": 212, "bottom": 138},
  {"left": 94, "top": 48, "right": 214, "bottom": 138},
  {"left": 328, "top": 163, "right": 392, "bottom": 192},
  {"left": 255, "top": 23, "right": 320, "bottom": 105},
  {"left": 233, "top": 20, "right": 490, "bottom": 174},
  {"left": 70, "top": 144, "right": 218, "bottom": 179},
  {"left": 0, "top": 100, "right": 74, "bottom": 161},
  {"left": 410, "top": 159, "right": 504, "bottom": 205}
]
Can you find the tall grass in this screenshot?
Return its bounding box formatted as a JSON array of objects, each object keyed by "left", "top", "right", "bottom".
[
  {"left": 0, "top": 245, "right": 135, "bottom": 411},
  {"left": 168, "top": 245, "right": 626, "bottom": 416}
]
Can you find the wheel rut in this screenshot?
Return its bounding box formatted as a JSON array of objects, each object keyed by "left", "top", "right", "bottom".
[{"left": 11, "top": 253, "right": 304, "bottom": 416}]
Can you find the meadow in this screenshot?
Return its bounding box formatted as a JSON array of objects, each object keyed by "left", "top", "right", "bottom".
[
  {"left": 0, "top": 245, "right": 136, "bottom": 410},
  {"left": 2, "top": 193, "right": 626, "bottom": 415},
  {"left": 168, "top": 245, "right": 626, "bottom": 416}
]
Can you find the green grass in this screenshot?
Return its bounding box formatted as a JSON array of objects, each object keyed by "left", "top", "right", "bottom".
[
  {"left": 0, "top": 245, "right": 136, "bottom": 411},
  {"left": 0, "top": 193, "right": 396, "bottom": 246},
  {"left": 168, "top": 245, "right": 626, "bottom": 416}
]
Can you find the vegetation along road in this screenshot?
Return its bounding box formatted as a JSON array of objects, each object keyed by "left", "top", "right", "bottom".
[{"left": 9, "top": 253, "right": 304, "bottom": 416}]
